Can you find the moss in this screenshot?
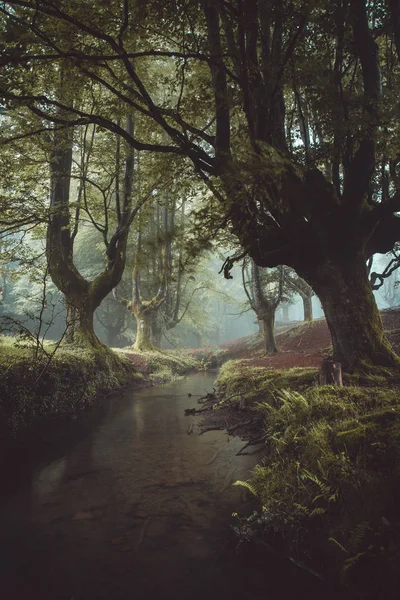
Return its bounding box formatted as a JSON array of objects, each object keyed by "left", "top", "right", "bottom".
[
  {"left": 0, "top": 340, "right": 140, "bottom": 442},
  {"left": 116, "top": 347, "right": 201, "bottom": 383},
  {"left": 224, "top": 363, "right": 400, "bottom": 596},
  {"left": 216, "top": 360, "right": 317, "bottom": 404}
]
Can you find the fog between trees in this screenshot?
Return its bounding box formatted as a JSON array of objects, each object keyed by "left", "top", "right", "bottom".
[{"left": 1, "top": 0, "right": 400, "bottom": 370}]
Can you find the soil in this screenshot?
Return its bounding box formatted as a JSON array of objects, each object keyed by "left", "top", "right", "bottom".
[{"left": 218, "top": 308, "right": 400, "bottom": 370}]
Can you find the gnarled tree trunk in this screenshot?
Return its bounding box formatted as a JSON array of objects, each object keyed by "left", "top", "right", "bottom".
[
  {"left": 132, "top": 309, "right": 154, "bottom": 352},
  {"left": 47, "top": 95, "right": 135, "bottom": 350},
  {"left": 299, "top": 253, "right": 399, "bottom": 370}
]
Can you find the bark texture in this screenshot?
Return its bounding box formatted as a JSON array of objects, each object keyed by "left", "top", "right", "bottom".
[{"left": 299, "top": 254, "right": 399, "bottom": 370}]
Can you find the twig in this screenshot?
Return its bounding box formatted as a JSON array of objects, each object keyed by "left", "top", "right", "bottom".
[
  {"left": 184, "top": 407, "right": 210, "bottom": 415},
  {"left": 199, "top": 425, "right": 225, "bottom": 435}
]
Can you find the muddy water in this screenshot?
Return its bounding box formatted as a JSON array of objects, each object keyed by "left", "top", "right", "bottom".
[{"left": 0, "top": 372, "right": 335, "bottom": 599}]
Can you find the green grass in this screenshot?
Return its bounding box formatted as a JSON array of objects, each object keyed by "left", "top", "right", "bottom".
[
  {"left": 217, "top": 361, "right": 400, "bottom": 597},
  {"left": 0, "top": 337, "right": 139, "bottom": 440},
  {"left": 216, "top": 360, "right": 318, "bottom": 402},
  {"left": 116, "top": 347, "right": 201, "bottom": 383}
]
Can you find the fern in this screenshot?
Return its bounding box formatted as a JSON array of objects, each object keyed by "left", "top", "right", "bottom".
[
  {"left": 341, "top": 551, "right": 368, "bottom": 582},
  {"left": 233, "top": 479, "right": 258, "bottom": 496},
  {"left": 348, "top": 522, "right": 370, "bottom": 554},
  {"left": 329, "top": 537, "right": 349, "bottom": 554}
]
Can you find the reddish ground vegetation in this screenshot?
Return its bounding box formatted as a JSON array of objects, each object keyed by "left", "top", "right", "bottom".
[{"left": 216, "top": 308, "right": 400, "bottom": 369}]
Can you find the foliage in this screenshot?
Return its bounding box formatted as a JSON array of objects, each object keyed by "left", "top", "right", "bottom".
[
  {"left": 115, "top": 347, "right": 201, "bottom": 383},
  {"left": 216, "top": 360, "right": 318, "bottom": 403},
  {"left": 222, "top": 367, "right": 400, "bottom": 596},
  {"left": 0, "top": 337, "right": 139, "bottom": 440}
]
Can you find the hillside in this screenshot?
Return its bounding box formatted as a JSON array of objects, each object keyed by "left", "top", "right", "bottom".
[{"left": 217, "top": 307, "right": 400, "bottom": 368}]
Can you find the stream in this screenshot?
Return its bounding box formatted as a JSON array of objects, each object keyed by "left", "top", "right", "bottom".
[{"left": 0, "top": 372, "right": 338, "bottom": 599}]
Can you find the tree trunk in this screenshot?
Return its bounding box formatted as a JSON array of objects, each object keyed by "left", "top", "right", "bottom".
[
  {"left": 302, "top": 294, "right": 313, "bottom": 322},
  {"left": 106, "top": 326, "right": 120, "bottom": 348},
  {"left": 300, "top": 254, "right": 400, "bottom": 371},
  {"left": 152, "top": 316, "right": 163, "bottom": 349},
  {"left": 134, "top": 311, "right": 154, "bottom": 352},
  {"left": 64, "top": 298, "right": 101, "bottom": 348},
  {"left": 258, "top": 319, "right": 264, "bottom": 336},
  {"left": 65, "top": 301, "right": 78, "bottom": 344},
  {"left": 195, "top": 333, "right": 202, "bottom": 348},
  {"left": 261, "top": 310, "right": 278, "bottom": 355}
]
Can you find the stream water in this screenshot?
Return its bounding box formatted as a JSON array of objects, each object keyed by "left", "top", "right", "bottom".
[{"left": 0, "top": 372, "right": 339, "bottom": 599}]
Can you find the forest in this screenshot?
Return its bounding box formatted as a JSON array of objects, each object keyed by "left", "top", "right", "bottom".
[{"left": 1, "top": 0, "right": 400, "bottom": 598}]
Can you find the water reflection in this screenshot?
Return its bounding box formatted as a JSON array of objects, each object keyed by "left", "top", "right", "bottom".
[
  {"left": 0, "top": 372, "right": 338, "bottom": 600},
  {"left": 32, "top": 457, "right": 67, "bottom": 498}
]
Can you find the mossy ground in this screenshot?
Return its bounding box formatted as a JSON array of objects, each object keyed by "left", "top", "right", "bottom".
[
  {"left": 216, "top": 360, "right": 400, "bottom": 598},
  {"left": 217, "top": 359, "right": 318, "bottom": 403},
  {"left": 0, "top": 338, "right": 200, "bottom": 442},
  {"left": 0, "top": 337, "right": 141, "bottom": 441},
  {"left": 116, "top": 347, "right": 201, "bottom": 383}
]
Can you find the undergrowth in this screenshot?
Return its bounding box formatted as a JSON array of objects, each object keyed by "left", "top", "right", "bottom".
[
  {"left": 217, "top": 361, "right": 400, "bottom": 597},
  {"left": 217, "top": 360, "right": 318, "bottom": 403},
  {"left": 0, "top": 337, "right": 139, "bottom": 440},
  {"left": 116, "top": 347, "right": 201, "bottom": 382}
]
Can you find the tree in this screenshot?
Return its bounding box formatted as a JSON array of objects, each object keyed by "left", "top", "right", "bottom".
[
  {"left": 129, "top": 195, "right": 170, "bottom": 352},
  {"left": 283, "top": 268, "right": 315, "bottom": 322},
  {"left": 96, "top": 294, "right": 134, "bottom": 347},
  {"left": 47, "top": 99, "right": 141, "bottom": 348},
  {"left": 242, "top": 259, "right": 284, "bottom": 354},
  {"left": 2, "top": 0, "right": 400, "bottom": 369}
]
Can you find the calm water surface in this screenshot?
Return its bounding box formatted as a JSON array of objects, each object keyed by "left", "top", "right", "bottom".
[{"left": 0, "top": 372, "right": 338, "bottom": 599}]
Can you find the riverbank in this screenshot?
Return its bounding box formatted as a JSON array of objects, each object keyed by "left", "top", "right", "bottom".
[
  {"left": 0, "top": 338, "right": 200, "bottom": 444},
  {"left": 199, "top": 357, "right": 400, "bottom": 599}
]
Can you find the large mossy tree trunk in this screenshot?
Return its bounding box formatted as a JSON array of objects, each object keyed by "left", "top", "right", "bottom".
[
  {"left": 299, "top": 253, "right": 399, "bottom": 370},
  {"left": 65, "top": 300, "right": 101, "bottom": 348},
  {"left": 132, "top": 309, "right": 154, "bottom": 352},
  {"left": 47, "top": 91, "right": 135, "bottom": 350},
  {"left": 201, "top": 0, "right": 400, "bottom": 372}
]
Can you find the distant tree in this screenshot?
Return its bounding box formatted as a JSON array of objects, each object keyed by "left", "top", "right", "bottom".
[
  {"left": 283, "top": 268, "right": 315, "bottom": 322},
  {"left": 2, "top": 0, "right": 400, "bottom": 369},
  {"left": 95, "top": 294, "right": 134, "bottom": 347},
  {"left": 242, "top": 258, "right": 285, "bottom": 354},
  {"left": 129, "top": 195, "right": 170, "bottom": 352}
]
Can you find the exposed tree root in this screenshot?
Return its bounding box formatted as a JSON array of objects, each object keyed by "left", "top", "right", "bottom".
[{"left": 236, "top": 435, "right": 267, "bottom": 456}]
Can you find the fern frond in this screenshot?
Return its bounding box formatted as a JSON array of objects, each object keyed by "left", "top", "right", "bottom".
[
  {"left": 233, "top": 480, "right": 257, "bottom": 496},
  {"left": 329, "top": 537, "right": 349, "bottom": 554}
]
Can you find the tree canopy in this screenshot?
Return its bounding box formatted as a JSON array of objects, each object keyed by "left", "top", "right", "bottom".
[{"left": 1, "top": 0, "right": 400, "bottom": 369}]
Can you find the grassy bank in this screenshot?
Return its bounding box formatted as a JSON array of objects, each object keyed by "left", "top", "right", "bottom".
[
  {"left": 117, "top": 347, "right": 202, "bottom": 383},
  {"left": 216, "top": 359, "right": 400, "bottom": 598},
  {"left": 0, "top": 338, "right": 200, "bottom": 443}
]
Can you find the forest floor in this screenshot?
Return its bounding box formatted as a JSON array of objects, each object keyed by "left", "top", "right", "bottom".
[
  {"left": 0, "top": 339, "right": 201, "bottom": 444},
  {"left": 217, "top": 306, "right": 400, "bottom": 368},
  {"left": 196, "top": 307, "right": 400, "bottom": 442},
  {"left": 193, "top": 307, "right": 400, "bottom": 598}
]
